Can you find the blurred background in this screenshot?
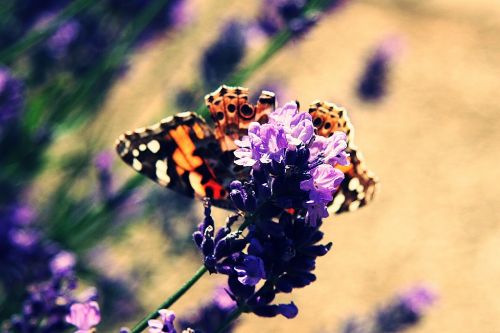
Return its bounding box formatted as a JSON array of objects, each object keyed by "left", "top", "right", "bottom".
[{"left": 1, "top": 0, "right": 499, "bottom": 332}]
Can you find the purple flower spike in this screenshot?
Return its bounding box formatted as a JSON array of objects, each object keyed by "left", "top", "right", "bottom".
[
  {"left": 148, "top": 309, "right": 177, "bottom": 333},
  {"left": 234, "top": 255, "right": 266, "bottom": 286},
  {"left": 66, "top": 301, "right": 101, "bottom": 333},
  {"left": 357, "top": 36, "right": 404, "bottom": 102}
]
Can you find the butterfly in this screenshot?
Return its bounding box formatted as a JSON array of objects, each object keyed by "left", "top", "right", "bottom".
[{"left": 115, "top": 85, "right": 377, "bottom": 214}]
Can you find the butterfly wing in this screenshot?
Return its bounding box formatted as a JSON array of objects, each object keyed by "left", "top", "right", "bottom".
[
  {"left": 115, "top": 111, "right": 236, "bottom": 208},
  {"left": 308, "top": 101, "right": 378, "bottom": 214},
  {"left": 205, "top": 85, "right": 275, "bottom": 151}
]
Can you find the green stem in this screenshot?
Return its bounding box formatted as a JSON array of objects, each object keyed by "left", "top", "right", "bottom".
[
  {"left": 214, "top": 306, "right": 244, "bottom": 333},
  {"left": 0, "top": 0, "right": 95, "bottom": 63},
  {"left": 130, "top": 265, "right": 208, "bottom": 333}
]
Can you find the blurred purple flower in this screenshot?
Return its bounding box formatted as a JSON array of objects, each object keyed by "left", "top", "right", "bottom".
[
  {"left": 256, "top": 0, "right": 317, "bottom": 38},
  {"left": 201, "top": 21, "right": 247, "bottom": 88},
  {"left": 212, "top": 285, "right": 237, "bottom": 311},
  {"left": 357, "top": 36, "right": 404, "bottom": 102},
  {"left": 339, "top": 285, "right": 437, "bottom": 333},
  {"left": 94, "top": 150, "right": 114, "bottom": 200},
  {"left": 399, "top": 285, "right": 437, "bottom": 315},
  {"left": 46, "top": 20, "right": 80, "bottom": 58},
  {"left": 0, "top": 203, "right": 60, "bottom": 291},
  {"left": 0, "top": 67, "right": 24, "bottom": 126},
  {"left": 179, "top": 286, "right": 237, "bottom": 333},
  {"left": 2, "top": 252, "right": 93, "bottom": 333},
  {"left": 66, "top": 301, "right": 101, "bottom": 333},
  {"left": 50, "top": 251, "right": 76, "bottom": 276},
  {"left": 374, "top": 285, "right": 437, "bottom": 333}
]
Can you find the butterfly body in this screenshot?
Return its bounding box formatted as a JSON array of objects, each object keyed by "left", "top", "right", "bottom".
[{"left": 116, "top": 85, "right": 377, "bottom": 214}]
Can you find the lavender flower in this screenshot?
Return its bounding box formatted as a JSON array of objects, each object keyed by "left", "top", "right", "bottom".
[
  {"left": 148, "top": 309, "right": 177, "bottom": 333},
  {"left": 66, "top": 301, "right": 101, "bottom": 333},
  {"left": 234, "top": 101, "right": 348, "bottom": 225},
  {"left": 357, "top": 37, "right": 403, "bottom": 102},
  {"left": 201, "top": 21, "right": 247, "bottom": 88},
  {"left": 0, "top": 67, "right": 24, "bottom": 127},
  {"left": 193, "top": 200, "right": 247, "bottom": 273},
  {"left": 192, "top": 97, "right": 349, "bottom": 320}
]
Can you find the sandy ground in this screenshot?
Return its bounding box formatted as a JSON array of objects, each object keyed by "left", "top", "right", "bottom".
[{"left": 92, "top": 1, "right": 500, "bottom": 332}]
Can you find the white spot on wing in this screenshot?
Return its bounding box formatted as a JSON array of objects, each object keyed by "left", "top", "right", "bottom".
[
  {"left": 132, "top": 149, "right": 139, "bottom": 157},
  {"left": 132, "top": 159, "right": 142, "bottom": 171},
  {"left": 155, "top": 160, "right": 170, "bottom": 186},
  {"left": 328, "top": 192, "right": 345, "bottom": 213},
  {"left": 348, "top": 178, "right": 360, "bottom": 191},
  {"left": 349, "top": 200, "right": 360, "bottom": 211},
  {"left": 147, "top": 140, "right": 161, "bottom": 153},
  {"left": 139, "top": 144, "right": 146, "bottom": 151}
]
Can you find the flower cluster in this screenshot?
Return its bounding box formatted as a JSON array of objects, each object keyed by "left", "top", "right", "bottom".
[
  {"left": 234, "top": 101, "right": 348, "bottom": 225},
  {"left": 0, "top": 203, "right": 61, "bottom": 295},
  {"left": 193, "top": 102, "right": 348, "bottom": 319},
  {"left": 1, "top": 251, "right": 97, "bottom": 333}
]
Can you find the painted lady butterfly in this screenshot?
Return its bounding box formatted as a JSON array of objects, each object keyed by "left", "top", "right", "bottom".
[{"left": 115, "top": 85, "right": 377, "bottom": 214}]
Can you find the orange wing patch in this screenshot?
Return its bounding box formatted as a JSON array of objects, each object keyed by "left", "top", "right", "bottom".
[{"left": 115, "top": 111, "right": 233, "bottom": 207}]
